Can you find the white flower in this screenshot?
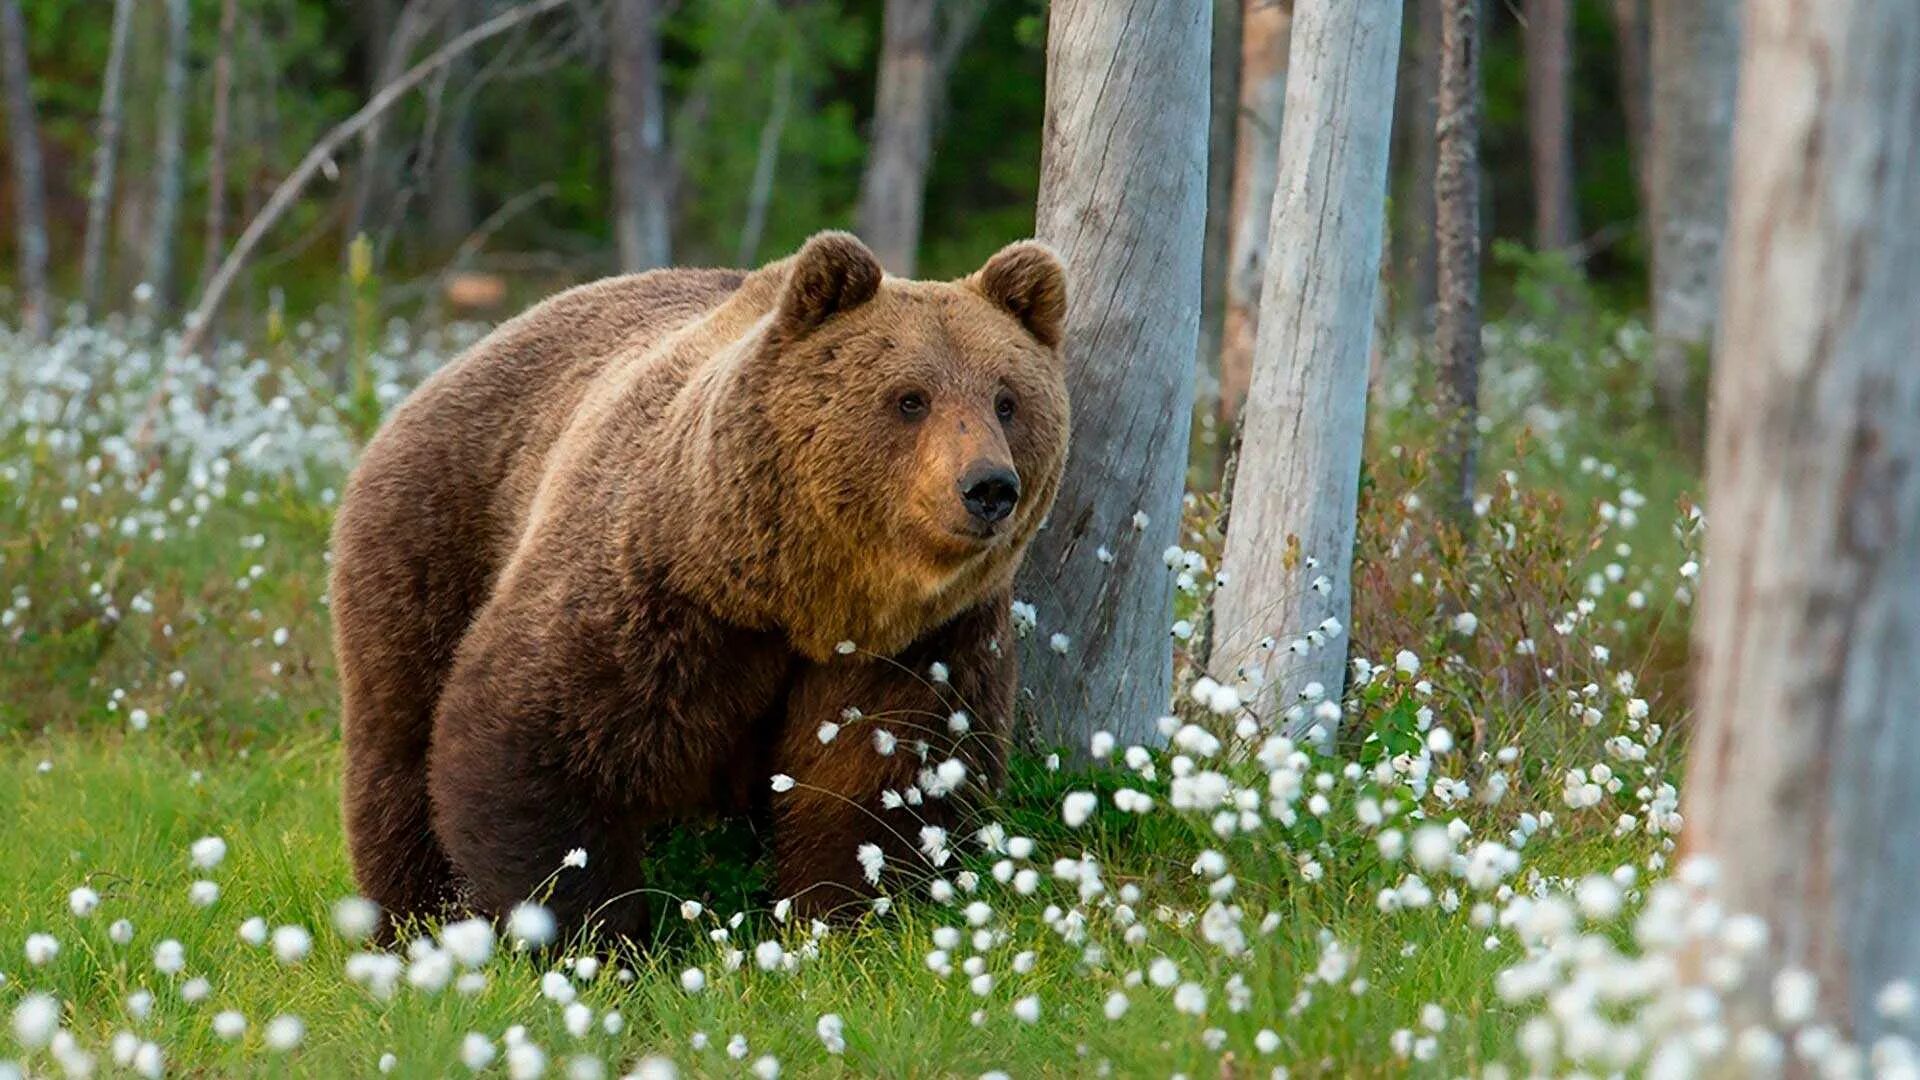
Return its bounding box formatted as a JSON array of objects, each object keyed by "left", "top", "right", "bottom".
[
  {"left": 1013, "top": 996, "right": 1041, "bottom": 1023},
  {"left": 680, "top": 967, "right": 707, "bottom": 993},
  {"left": 1048, "top": 632, "right": 1071, "bottom": 655},
  {"left": 1394, "top": 650, "right": 1420, "bottom": 676},
  {"left": 181, "top": 976, "right": 211, "bottom": 1003},
  {"left": 509, "top": 903, "right": 556, "bottom": 947},
  {"left": 189, "top": 879, "right": 221, "bottom": 907},
  {"left": 12, "top": 993, "right": 59, "bottom": 1049},
  {"left": 562, "top": 848, "right": 588, "bottom": 869},
  {"left": 754, "top": 940, "right": 784, "bottom": 971},
  {"left": 816, "top": 1013, "right": 846, "bottom": 1054},
  {"left": 271, "top": 924, "right": 313, "bottom": 964},
  {"left": 1174, "top": 982, "right": 1207, "bottom": 1015},
  {"left": 507, "top": 1042, "right": 549, "bottom": 1080},
  {"left": 440, "top": 918, "right": 494, "bottom": 967},
  {"left": 25, "top": 931, "right": 59, "bottom": 966},
  {"left": 857, "top": 843, "right": 885, "bottom": 885},
  {"left": 834, "top": 640, "right": 857, "bottom": 655},
  {"left": 153, "top": 938, "right": 186, "bottom": 975},
  {"left": 770, "top": 774, "right": 796, "bottom": 793},
  {"left": 750, "top": 1055, "right": 780, "bottom": 1079},
  {"left": 190, "top": 836, "right": 228, "bottom": 869},
  {"left": 264, "top": 1014, "right": 306, "bottom": 1051},
  {"left": 1062, "top": 791, "right": 1098, "bottom": 828},
  {"left": 872, "top": 729, "right": 897, "bottom": 756},
  {"left": 816, "top": 721, "right": 839, "bottom": 744},
  {"left": 1451, "top": 611, "right": 1479, "bottom": 636},
  {"left": 69, "top": 886, "right": 100, "bottom": 918},
  {"left": 1880, "top": 980, "right": 1919, "bottom": 1020},
  {"left": 541, "top": 970, "right": 577, "bottom": 1004},
  {"left": 110, "top": 918, "right": 136, "bottom": 945},
  {"left": 212, "top": 1010, "right": 247, "bottom": 1041},
  {"left": 1104, "top": 992, "right": 1130, "bottom": 1020},
  {"left": 461, "top": 1033, "right": 497, "bottom": 1071},
  {"left": 332, "top": 896, "right": 380, "bottom": 940},
  {"left": 1774, "top": 967, "right": 1819, "bottom": 1025}
]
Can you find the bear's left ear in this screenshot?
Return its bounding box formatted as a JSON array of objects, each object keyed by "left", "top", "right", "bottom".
[
  {"left": 972, "top": 241, "right": 1067, "bottom": 349},
  {"left": 776, "top": 231, "right": 884, "bottom": 335}
]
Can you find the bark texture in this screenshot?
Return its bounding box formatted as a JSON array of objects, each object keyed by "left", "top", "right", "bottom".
[
  {"left": 80, "top": 0, "right": 136, "bottom": 316},
  {"left": 1649, "top": 0, "right": 1738, "bottom": 419},
  {"left": 1212, "top": 0, "right": 1401, "bottom": 730},
  {"left": 142, "top": 0, "right": 192, "bottom": 309},
  {"left": 1396, "top": 0, "right": 1442, "bottom": 330},
  {"left": 0, "top": 0, "right": 49, "bottom": 339},
  {"left": 1019, "top": 0, "right": 1211, "bottom": 751},
  {"left": 1217, "top": 0, "right": 1292, "bottom": 432},
  {"left": 1433, "top": 0, "right": 1481, "bottom": 520},
  {"left": 855, "top": 0, "right": 938, "bottom": 275},
  {"left": 610, "top": 0, "right": 672, "bottom": 272},
  {"left": 1522, "top": 0, "right": 1578, "bottom": 252},
  {"left": 1682, "top": 0, "right": 1920, "bottom": 1041}
]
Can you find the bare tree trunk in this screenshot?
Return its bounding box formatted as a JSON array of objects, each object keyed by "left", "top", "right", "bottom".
[
  {"left": 856, "top": 0, "right": 937, "bottom": 275},
  {"left": 1196, "top": 0, "right": 1243, "bottom": 425},
  {"left": 736, "top": 54, "right": 793, "bottom": 267},
  {"left": 1217, "top": 0, "right": 1292, "bottom": 433},
  {"left": 142, "top": 0, "right": 191, "bottom": 311},
  {"left": 0, "top": 0, "right": 49, "bottom": 340},
  {"left": 1609, "top": 0, "right": 1652, "bottom": 218},
  {"left": 1522, "top": 0, "right": 1578, "bottom": 253},
  {"left": 428, "top": 0, "right": 479, "bottom": 252},
  {"left": 1649, "top": 0, "right": 1738, "bottom": 428},
  {"left": 1682, "top": 0, "right": 1920, "bottom": 1042},
  {"left": 1212, "top": 0, "right": 1401, "bottom": 733},
  {"left": 345, "top": 0, "right": 443, "bottom": 257},
  {"left": 198, "top": 0, "right": 238, "bottom": 301},
  {"left": 610, "top": 0, "right": 672, "bottom": 272},
  {"left": 1397, "top": 0, "right": 1441, "bottom": 332},
  {"left": 1018, "top": 0, "right": 1211, "bottom": 752},
  {"left": 1433, "top": 0, "right": 1481, "bottom": 521},
  {"left": 80, "top": 0, "right": 136, "bottom": 317}
]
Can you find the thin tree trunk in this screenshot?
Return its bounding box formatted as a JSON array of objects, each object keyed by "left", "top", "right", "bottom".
[
  {"left": 1197, "top": 0, "right": 1243, "bottom": 428},
  {"left": 1649, "top": 0, "right": 1738, "bottom": 430},
  {"left": 1397, "top": 0, "right": 1441, "bottom": 332},
  {"left": 1018, "top": 0, "right": 1211, "bottom": 753},
  {"left": 1213, "top": 0, "right": 1401, "bottom": 733},
  {"left": 181, "top": 0, "right": 575, "bottom": 355},
  {"left": 142, "top": 0, "right": 191, "bottom": 311},
  {"left": 1609, "top": 0, "right": 1651, "bottom": 219},
  {"left": 1682, "top": 0, "right": 1920, "bottom": 1042},
  {"left": 345, "top": 0, "right": 443, "bottom": 254},
  {"left": 80, "top": 0, "right": 136, "bottom": 317},
  {"left": 856, "top": 0, "right": 937, "bottom": 275},
  {"left": 0, "top": 0, "right": 49, "bottom": 340},
  {"left": 610, "top": 0, "right": 672, "bottom": 272},
  {"left": 198, "top": 0, "right": 238, "bottom": 301},
  {"left": 736, "top": 55, "right": 793, "bottom": 267},
  {"left": 1522, "top": 0, "right": 1578, "bottom": 253},
  {"left": 1217, "top": 0, "right": 1292, "bottom": 432},
  {"left": 1433, "top": 0, "right": 1481, "bottom": 521},
  {"left": 428, "top": 0, "right": 479, "bottom": 252}
]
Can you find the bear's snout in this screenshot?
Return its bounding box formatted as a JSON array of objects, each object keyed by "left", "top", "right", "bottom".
[{"left": 958, "top": 463, "right": 1021, "bottom": 526}]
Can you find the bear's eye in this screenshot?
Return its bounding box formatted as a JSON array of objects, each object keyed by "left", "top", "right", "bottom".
[
  {"left": 995, "top": 394, "right": 1018, "bottom": 423},
  {"left": 897, "top": 392, "right": 929, "bottom": 420}
]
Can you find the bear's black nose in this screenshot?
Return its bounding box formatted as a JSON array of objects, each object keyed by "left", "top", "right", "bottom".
[{"left": 959, "top": 465, "right": 1021, "bottom": 525}]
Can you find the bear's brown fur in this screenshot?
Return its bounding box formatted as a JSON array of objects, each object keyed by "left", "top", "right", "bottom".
[{"left": 330, "top": 232, "right": 1069, "bottom": 937}]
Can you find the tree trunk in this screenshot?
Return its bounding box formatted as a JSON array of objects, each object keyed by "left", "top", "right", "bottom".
[
  {"left": 1217, "top": 0, "right": 1292, "bottom": 433},
  {"left": 1397, "top": 0, "right": 1441, "bottom": 331},
  {"left": 1681, "top": 0, "right": 1920, "bottom": 1042},
  {"left": 1212, "top": 0, "right": 1401, "bottom": 733},
  {"left": 1196, "top": 0, "right": 1243, "bottom": 427},
  {"left": 856, "top": 0, "right": 938, "bottom": 275},
  {"left": 428, "top": 0, "right": 479, "bottom": 252},
  {"left": 1433, "top": 0, "right": 1481, "bottom": 521},
  {"left": 198, "top": 0, "right": 238, "bottom": 301},
  {"left": 345, "top": 0, "right": 441, "bottom": 258},
  {"left": 1609, "top": 0, "right": 1652, "bottom": 219},
  {"left": 0, "top": 0, "right": 49, "bottom": 340},
  {"left": 1649, "top": 0, "right": 1738, "bottom": 427},
  {"left": 1522, "top": 0, "right": 1578, "bottom": 253},
  {"left": 79, "top": 0, "right": 136, "bottom": 317},
  {"left": 736, "top": 54, "right": 794, "bottom": 267},
  {"left": 142, "top": 0, "right": 191, "bottom": 312},
  {"left": 1018, "top": 0, "right": 1211, "bottom": 752},
  {"left": 610, "top": 0, "right": 672, "bottom": 272}
]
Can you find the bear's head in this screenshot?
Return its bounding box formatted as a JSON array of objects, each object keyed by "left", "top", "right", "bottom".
[{"left": 746, "top": 231, "right": 1070, "bottom": 658}]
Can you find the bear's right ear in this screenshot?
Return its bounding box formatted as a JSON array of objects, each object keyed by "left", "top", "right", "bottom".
[{"left": 775, "top": 231, "right": 884, "bottom": 335}]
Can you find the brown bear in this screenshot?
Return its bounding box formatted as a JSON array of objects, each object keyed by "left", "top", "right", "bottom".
[{"left": 329, "top": 231, "right": 1069, "bottom": 939}]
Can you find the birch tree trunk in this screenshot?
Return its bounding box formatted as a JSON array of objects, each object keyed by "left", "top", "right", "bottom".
[
  {"left": 1682, "top": 0, "right": 1920, "bottom": 1040},
  {"left": 610, "top": 0, "right": 672, "bottom": 272},
  {"left": 1649, "top": 0, "right": 1738, "bottom": 425},
  {"left": 142, "top": 0, "right": 191, "bottom": 311},
  {"left": 1433, "top": 0, "right": 1481, "bottom": 521},
  {"left": 855, "top": 0, "right": 938, "bottom": 276},
  {"left": 1609, "top": 0, "right": 1652, "bottom": 219},
  {"left": 0, "top": 0, "right": 49, "bottom": 340},
  {"left": 1217, "top": 0, "right": 1292, "bottom": 433},
  {"left": 1397, "top": 0, "right": 1442, "bottom": 331},
  {"left": 736, "top": 54, "right": 793, "bottom": 267},
  {"left": 80, "top": 0, "right": 136, "bottom": 317},
  {"left": 1197, "top": 0, "right": 1242, "bottom": 419},
  {"left": 1522, "top": 0, "right": 1578, "bottom": 253},
  {"left": 1018, "top": 0, "right": 1210, "bottom": 752},
  {"left": 198, "top": 0, "right": 238, "bottom": 300},
  {"left": 1212, "top": 0, "right": 1401, "bottom": 732}
]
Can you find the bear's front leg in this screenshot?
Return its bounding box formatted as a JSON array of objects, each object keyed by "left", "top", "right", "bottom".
[{"left": 772, "top": 594, "right": 1016, "bottom": 920}]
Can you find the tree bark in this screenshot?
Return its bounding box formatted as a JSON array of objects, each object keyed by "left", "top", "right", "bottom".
[
  {"left": 1649, "top": 0, "right": 1739, "bottom": 425},
  {"left": 1196, "top": 0, "right": 1242, "bottom": 424},
  {"left": 856, "top": 0, "right": 938, "bottom": 275},
  {"left": 0, "top": 0, "right": 49, "bottom": 340},
  {"left": 1018, "top": 0, "right": 1211, "bottom": 752},
  {"left": 1681, "top": 0, "right": 1920, "bottom": 1042},
  {"left": 345, "top": 0, "right": 443, "bottom": 258},
  {"left": 79, "top": 0, "right": 136, "bottom": 317},
  {"left": 198, "top": 0, "right": 238, "bottom": 301},
  {"left": 610, "top": 0, "right": 672, "bottom": 272},
  {"left": 428, "top": 0, "right": 479, "bottom": 252},
  {"left": 736, "top": 54, "right": 793, "bottom": 267},
  {"left": 1433, "top": 0, "right": 1481, "bottom": 521},
  {"left": 1396, "top": 0, "right": 1441, "bottom": 331},
  {"left": 1522, "top": 0, "right": 1578, "bottom": 254},
  {"left": 1212, "top": 0, "right": 1401, "bottom": 732},
  {"left": 1609, "top": 0, "right": 1652, "bottom": 219},
  {"left": 142, "top": 0, "right": 191, "bottom": 311},
  {"left": 1217, "top": 0, "right": 1292, "bottom": 433}
]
